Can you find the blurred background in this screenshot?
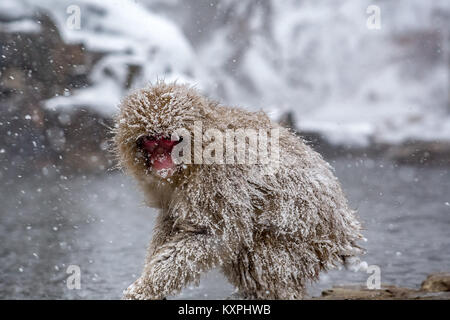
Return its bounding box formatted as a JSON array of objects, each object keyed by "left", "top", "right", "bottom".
[{"left": 0, "top": 0, "right": 449, "bottom": 299}]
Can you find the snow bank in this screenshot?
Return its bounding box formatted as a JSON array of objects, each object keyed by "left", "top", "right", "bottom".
[
  {"left": 23, "top": 0, "right": 207, "bottom": 116},
  {"left": 193, "top": 0, "right": 450, "bottom": 146},
  {"left": 3, "top": 0, "right": 449, "bottom": 146}
]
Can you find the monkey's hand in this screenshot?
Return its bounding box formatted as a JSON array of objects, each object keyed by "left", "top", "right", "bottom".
[
  {"left": 122, "top": 277, "right": 164, "bottom": 300},
  {"left": 123, "top": 230, "right": 222, "bottom": 300}
]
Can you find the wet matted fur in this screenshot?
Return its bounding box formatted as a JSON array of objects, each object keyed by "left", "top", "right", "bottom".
[{"left": 113, "top": 81, "right": 364, "bottom": 299}]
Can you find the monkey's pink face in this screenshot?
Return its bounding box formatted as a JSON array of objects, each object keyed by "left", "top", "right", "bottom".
[{"left": 137, "top": 135, "right": 182, "bottom": 178}]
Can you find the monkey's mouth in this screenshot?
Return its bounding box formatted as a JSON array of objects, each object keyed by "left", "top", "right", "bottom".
[{"left": 137, "top": 135, "right": 182, "bottom": 178}]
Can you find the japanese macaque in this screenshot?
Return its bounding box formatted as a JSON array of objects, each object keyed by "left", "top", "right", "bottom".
[{"left": 113, "top": 81, "right": 364, "bottom": 300}]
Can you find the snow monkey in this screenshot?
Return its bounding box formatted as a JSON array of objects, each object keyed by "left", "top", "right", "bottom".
[{"left": 113, "top": 81, "right": 364, "bottom": 300}]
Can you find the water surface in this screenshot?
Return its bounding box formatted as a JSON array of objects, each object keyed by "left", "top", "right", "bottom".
[{"left": 0, "top": 158, "right": 449, "bottom": 299}]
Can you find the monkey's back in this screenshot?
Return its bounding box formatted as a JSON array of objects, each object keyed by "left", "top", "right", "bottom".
[
  {"left": 202, "top": 104, "right": 363, "bottom": 247},
  {"left": 182, "top": 106, "right": 364, "bottom": 298}
]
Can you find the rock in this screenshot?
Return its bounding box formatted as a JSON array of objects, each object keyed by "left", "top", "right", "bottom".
[
  {"left": 312, "top": 273, "right": 450, "bottom": 300},
  {"left": 385, "top": 141, "right": 450, "bottom": 166},
  {"left": 280, "top": 110, "right": 450, "bottom": 167},
  {"left": 314, "top": 284, "right": 416, "bottom": 300},
  {"left": 0, "top": 12, "right": 113, "bottom": 177},
  {"left": 421, "top": 273, "right": 450, "bottom": 292}
]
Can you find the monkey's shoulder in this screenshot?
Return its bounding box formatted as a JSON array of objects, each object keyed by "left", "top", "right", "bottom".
[{"left": 209, "top": 105, "right": 273, "bottom": 130}]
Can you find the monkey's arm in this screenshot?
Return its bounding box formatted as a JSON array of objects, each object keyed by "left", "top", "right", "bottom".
[
  {"left": 122, "top": 223, "right": 223, "bottom": 300},
  {"left": 122, "top": 170, "right": 245, "bottom": 300}
]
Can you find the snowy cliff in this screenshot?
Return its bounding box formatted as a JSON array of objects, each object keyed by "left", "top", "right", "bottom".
[
  {"left": 1, "top": 0, "right": 449, "bottom": 147},
  {"left": 145, "top": 0, "right": 449, "bottom": 146}
]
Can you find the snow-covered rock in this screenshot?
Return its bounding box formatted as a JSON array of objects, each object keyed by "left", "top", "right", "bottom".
[
  {"left": 187, "top": 0, "right": 450, "bottom": 146},
  {"left": 25, "top": 0, "right": 207, "bottom": 116}
]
